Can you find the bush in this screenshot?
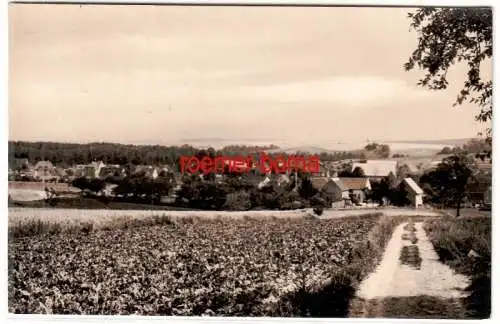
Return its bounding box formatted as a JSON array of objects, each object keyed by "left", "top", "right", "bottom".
[
  {"left": 223, "top": 191, "right": 252, "bottom": 211},
  {"left": 313, "top": 207, "right": 324, "bottom": 216},
  {"left": 310, "top": 194, "right": 327, "bottom": 208}
]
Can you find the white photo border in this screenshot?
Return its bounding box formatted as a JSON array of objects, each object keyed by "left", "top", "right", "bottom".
[{"left": 1, "top": 1, "right": 497, "bottom": 324}]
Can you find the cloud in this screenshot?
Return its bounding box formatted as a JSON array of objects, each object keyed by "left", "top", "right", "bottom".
[{"left": 214, "top": 76, "right": 432, "bottom": 106}]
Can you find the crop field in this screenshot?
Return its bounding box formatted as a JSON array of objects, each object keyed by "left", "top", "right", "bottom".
[
  {"left": 8, "top": 207, "right": 310, "bottom": 238},
  {"left": 8, "top": 213, "right": 394, "bottom": 316},
  {"left": 9, "top": 181, "right": 80, "bottom": 193}
]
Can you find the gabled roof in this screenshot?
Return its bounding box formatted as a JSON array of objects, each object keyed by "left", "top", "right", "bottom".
[
  {"left": 331, "top": 178, "right": 346, "bottom": 191},
  {"left": 34, "top": 161, "right": 54, "bottom": 169},
  {"left": 403, "top": 177, "right": 424, "bottom": 195},
  {"left": 352, "top": 160, "right": 397, "bottom": 177},
  {"left": 311, "top": 177, "right": 331, "bottom": 190},
  {"left": 338, "top": 177, "right": 371, "bottom": 191}
]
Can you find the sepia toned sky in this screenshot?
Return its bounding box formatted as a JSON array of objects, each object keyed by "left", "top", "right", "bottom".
[{"left": 9, "top": 4, "right": 492, "bottom": 147}]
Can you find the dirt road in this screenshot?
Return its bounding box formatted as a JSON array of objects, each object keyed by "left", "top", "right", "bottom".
[{"left": 349, "top": 221, "right": 470, "bottom": 318}]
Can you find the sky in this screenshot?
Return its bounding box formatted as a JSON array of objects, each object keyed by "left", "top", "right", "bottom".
[{"left": 9, "top": 4, "right": 492, "bottom": 148}]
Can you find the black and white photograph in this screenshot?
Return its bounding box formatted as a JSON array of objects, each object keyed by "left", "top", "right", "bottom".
[{"left": 7, "top": 2, "right": 493, "bottom": 320}]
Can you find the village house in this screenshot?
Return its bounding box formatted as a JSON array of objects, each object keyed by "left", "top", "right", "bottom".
[
  {"left": 99, "top": 165, "right": 126, "bottom": 179},
  {"left": 91, "top": 161, "right": 106, "bottom": 177},
  {"left": 134, "top": 165, "right": 160, "bottom": 179},
  {"left": 400, "top": 177, "right": 424, "bottom": 208},
  {"left": 33, "top": 160, "right": 59, "bottom": 181},
  {"left": 8, "top": 158, "right": 31, "bottom": 180},
  {"left": 70, "top": 161, "right": 105, "bottom": 179},
  {"left": 351, "top": 160, "right": 397, "bottom": 181},
  {"left": 311, "top": 177, "right": 349, "bottom": 207},
  {"left": 9, "top": 157, "right": 29, "bottom": 171},
  {"left": 337, "top": 177, "right": 372, "bottom": 204},
  {"left": 311, "top": 163, "right": 331, "bottom": 177},
  {"left": 74, "top": 165, "right": 99, "bottom": 179}
]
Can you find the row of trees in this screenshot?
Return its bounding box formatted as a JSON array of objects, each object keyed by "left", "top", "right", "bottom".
[
  {"left": 71, "top": 171, "right": 176, "bottom": 204},
  {"left": 174, "top": 171, "right": 325, "bottom": 212},
  {"left": 69, "top": 166, "right": 327, "bottom": 212},
  {"left": 437, "top": 138, "right": 492, "bottom": 157},
  {"left": 9, "top": 140, "right": 395, "bottom": 170}
]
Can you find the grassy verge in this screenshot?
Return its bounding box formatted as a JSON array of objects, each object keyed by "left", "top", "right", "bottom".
[{"left": 423, "top": 216, "right": 491, "bottom": 319}]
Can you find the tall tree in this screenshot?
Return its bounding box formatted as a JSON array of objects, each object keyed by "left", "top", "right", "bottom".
[
  {"left": 396, "top": 163, "right": 412, "bottom": 181},
  {"left": 421, "top": 153, "right": 475, "bottom": 217},
  {"left": 405, "top": 8, "right": 492, "bottom": 141},
  {"left": 352, "top": 166, "right": 366, "bottom": 178},
  {"left": 298, "top": 175, "right": 318, "bottom": 200}
]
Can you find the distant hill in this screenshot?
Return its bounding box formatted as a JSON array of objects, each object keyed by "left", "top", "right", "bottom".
[
  {"left": 384, "top": 138, "right": 473, "bottom": 147},
  {"left": 265, "top": 146, "right": 337, "bottom": 155}
]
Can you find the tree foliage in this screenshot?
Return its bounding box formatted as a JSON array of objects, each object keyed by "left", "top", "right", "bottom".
[
  {"left": 223, "top": 191, "right": 252, "bottom": 211},
  {"left": 112, "top": 173, "right": 174, "bottom": 203},
  {"left": 405, "top": 8, "right": 492, "bottom": 136},
  {"left": 351, "top": 166, "right": 366, "bottom": 178},
  {"left": 9, "top": 141, "right": 372, "bottom": 169},
  {"left": 363, "top": 143, "right": 391, "bottom": 158},
  {"left": 396, "top": 163, "right": 412, "bottom": 181},
  {"left": 298, "top": 176, "right": 318, "bottom": 200},
  {"left": 338, "top": 166, "right": 365, "bottom": 178},
  {"left": 71, "top": 177, "right": 106, "bottom": 195},
  {"left": 419, "top": 153, "right": 475, "bottom": 216}
]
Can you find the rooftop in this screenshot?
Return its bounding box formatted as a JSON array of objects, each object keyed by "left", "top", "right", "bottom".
[
  {"left": 403, "top": 177, "right": 424, "bottom": 195},
  {"left": 352, "top": 160, "right": 397, "bottom": 177},
  {"left": 338, "top": 177, "right": 371, "bottom": 191}
]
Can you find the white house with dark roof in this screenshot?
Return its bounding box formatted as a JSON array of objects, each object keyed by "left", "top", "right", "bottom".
[
  {"left": 311, "top": 177, "right": 350, "bottom": 205},
  {"left": 337, "top": 177, "right": 372, "bottom": 203},
  {"left": 352, "top": 160, "right": 397, "bottom": 180},
  {"left": 401, "top": 177, "right": 424, "bottom": 208}
]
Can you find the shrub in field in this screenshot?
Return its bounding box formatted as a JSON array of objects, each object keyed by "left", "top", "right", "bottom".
[{"left": 313, "top": 207, "right": 324, "bottom": 216}]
